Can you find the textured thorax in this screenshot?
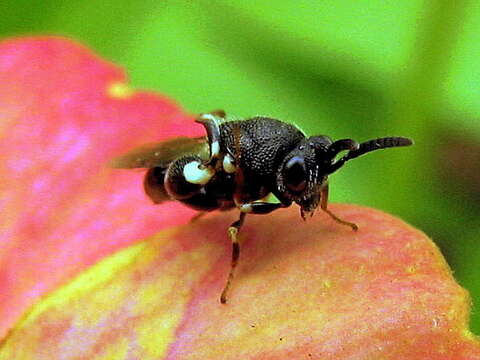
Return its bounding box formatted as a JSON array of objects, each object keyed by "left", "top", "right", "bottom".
[{"left": 220, "top": 117, "right": 305, "bottom": 180}]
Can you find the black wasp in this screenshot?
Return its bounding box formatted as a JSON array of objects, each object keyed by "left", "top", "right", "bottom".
[{"left": 113, "top": 110, "right": 413, "bottom": 303}]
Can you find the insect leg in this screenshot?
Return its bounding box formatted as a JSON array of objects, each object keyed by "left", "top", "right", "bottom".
[
  {"left": 195, "top": 111, "right": 225, "bottom": 166},
  {"left": 239, "top": 202, "right": 284, "bottom": 214},
  {"left": 220, "top": 212, "right": 246, "bottom": 304},
  {"left": 320, "top": 184, "right": 358, "bottom": 231}
]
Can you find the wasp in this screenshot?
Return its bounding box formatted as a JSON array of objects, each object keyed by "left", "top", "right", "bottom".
[{"left": 113, "top": 110, "right": 413, "bottom": 303}]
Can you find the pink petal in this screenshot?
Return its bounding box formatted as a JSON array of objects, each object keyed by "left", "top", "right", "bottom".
[{"left": 0, "top": 36, "right": 201, "bottom": 338}]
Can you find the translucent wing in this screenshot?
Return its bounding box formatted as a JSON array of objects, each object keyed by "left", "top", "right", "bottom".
[{"left": 111, "top": 136, "right": 209, "bottom": 169}]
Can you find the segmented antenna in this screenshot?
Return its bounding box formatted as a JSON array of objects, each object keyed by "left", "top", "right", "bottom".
[
  {"left": 329, "top": 137, "right": 413, "bottom": 173},
  {"left": 327, "top": 139, "right": 359, "bottom": 157}
]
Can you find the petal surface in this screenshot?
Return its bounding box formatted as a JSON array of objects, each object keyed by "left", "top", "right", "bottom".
[
  {"left": 1, "top": 205, "right": 478, "bottom": 359},
  {"left": 0, "top": 37, "right": 200, "bottom": 338}
]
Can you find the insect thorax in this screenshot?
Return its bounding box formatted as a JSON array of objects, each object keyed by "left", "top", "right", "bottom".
[{"left": 219, "top": 117, "right": 305, "bottom": 180}]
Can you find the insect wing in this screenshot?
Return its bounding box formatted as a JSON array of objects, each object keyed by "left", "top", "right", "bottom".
[{"left": 111, "top": 136, "right": 208, "bottom": 169}]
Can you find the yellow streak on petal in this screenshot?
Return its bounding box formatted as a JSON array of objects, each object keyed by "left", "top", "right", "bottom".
[
  {"left": 134, "top": 244, "right": 217, "bottom": 358},
  {"left": 107, "top": 81, "right": 135, "bottom": 99},
  {"left": 26, "top": 240, "right": 147, "bottom": 321},
  {"left": 0, "top": 227, "right": 219, "bottom": 359}
]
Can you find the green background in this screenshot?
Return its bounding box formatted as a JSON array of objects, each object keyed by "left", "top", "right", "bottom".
[{"left": 2, "top": 0, "right": 479, "bottom": 333}]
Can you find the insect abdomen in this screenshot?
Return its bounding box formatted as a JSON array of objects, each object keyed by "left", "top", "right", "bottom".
[{"left": 144, "top": 167, "right": 170, "bottom": 204}]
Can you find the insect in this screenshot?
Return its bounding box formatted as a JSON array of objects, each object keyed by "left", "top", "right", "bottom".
[{"left": 112, "top": 110, "right": 413, "bottom": 303}]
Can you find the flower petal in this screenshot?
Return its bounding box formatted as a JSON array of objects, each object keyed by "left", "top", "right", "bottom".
[
  {"left": 1, "top": 205, "right": 478, "bottom": 359},
  {"left": 0, "top": 37, "right": 201, "bottom": 338}
]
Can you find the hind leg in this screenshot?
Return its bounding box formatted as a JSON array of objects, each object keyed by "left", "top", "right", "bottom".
[
  {"left": 195, "top": 111, "right": 226, "bottom": 166},
  {"left": 164, "top": 155, "right": 218, "bottom": 206}
]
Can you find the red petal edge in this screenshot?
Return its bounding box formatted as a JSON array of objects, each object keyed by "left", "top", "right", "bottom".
[{"left": 0, "top": 36, "right": 201, "bottom": 338}]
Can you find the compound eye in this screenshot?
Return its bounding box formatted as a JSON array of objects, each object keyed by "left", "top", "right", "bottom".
[{"left": 284, "top": 156, "right": 307, "bottom": 193}]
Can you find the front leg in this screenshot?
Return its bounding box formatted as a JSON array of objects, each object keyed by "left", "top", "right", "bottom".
[
  {"left": 195, "top": 110, "right": 226, "bottom": 166},
  {"left": 320, "top": 184, "right": 358, "bottom": 231},
  {"left": 220, "top": 212, "right": 246, "bottom": 304}
]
